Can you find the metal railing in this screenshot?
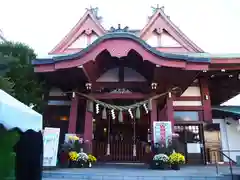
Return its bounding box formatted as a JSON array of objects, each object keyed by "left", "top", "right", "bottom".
[{"left": 212, "top": 149, "right": 240, "bottom": 180}]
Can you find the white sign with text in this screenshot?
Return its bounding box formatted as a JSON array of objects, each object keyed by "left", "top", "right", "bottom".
[
  {"left": 43, "top": 127, "right": 60, "bottom": 167},
  {"left": 153, "top": 121, "right": 172, "bottom": 146}
]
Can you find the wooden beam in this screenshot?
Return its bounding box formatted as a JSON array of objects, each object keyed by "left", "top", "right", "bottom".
[
  {"left": 173, "top": 106, "right": 203, "bottom": 111},
  {"left": 83, "top": 61, "right": 100, "bottom": 82},
  {"left": 90, "top": 92, "right": 147, "bottom": 99},
  {"left": 92, "top": 82, "right": 150, "bottom": 90}
]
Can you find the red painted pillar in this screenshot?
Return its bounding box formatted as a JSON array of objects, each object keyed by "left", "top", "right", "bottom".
[
  {"left": 166, "top": 92, "right": 174, "bottom": 130},
  {"left": 200, "top": 78, "right": 212, "bottom": 122},
  {"left": 150, "top": 100, "right": 157, "bottom": 140},
  {"left": 68, "top": 94, "right": 78, "bottom": 133},
  {"left": 84, "top": 101, "right": 93, "bottom": 153}
]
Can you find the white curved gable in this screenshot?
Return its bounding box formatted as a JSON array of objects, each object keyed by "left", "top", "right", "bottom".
[
  {"left": 69, "top": 33, "right": 88, "bottom": 48},
  {"left": 146, "top": 32, "right": 159, "bottom": 47},
  {"left": 161, "top": 32, "right": 181, "bottom": 47}
]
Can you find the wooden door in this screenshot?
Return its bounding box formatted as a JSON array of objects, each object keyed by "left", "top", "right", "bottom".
[{"left": 174, "top": 124, "right": 205, "bottom": 164}]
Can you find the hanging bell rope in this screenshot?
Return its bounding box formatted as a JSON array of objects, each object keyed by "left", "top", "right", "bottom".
[
  {"left": 133, "top": 118, "right": 136, "bottom": 157},
  {"left": 102, "top": 107, "right": 107, "bottom": 119},
  {"left": 66, "top": 87, "right": 180, "bottom": 111},
  {"left": 106, "top": 113, "right": 111, "bottom": 155}
]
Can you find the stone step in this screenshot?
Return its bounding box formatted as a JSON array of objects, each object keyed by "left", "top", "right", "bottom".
[
  {"left": 42, "top": 171, "right": 227, "bottom": 180},
  {"left": 42, "top": 165, "right": 240, "bottom": 180}
]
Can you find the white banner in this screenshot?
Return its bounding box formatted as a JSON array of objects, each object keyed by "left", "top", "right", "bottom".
[
  {"left": 43, "top": 127, "right": 60, "bottom": 167},
  {"left": 153, "top": 121, "right": 172, "bottom": 146}
]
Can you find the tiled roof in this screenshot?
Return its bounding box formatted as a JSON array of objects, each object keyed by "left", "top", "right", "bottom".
[{"left": 33, "top": 32, "right": 210, "bottom": 65}]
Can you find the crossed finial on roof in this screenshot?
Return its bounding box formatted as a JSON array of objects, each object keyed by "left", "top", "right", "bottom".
[
  {"left": 86, "top": 6, "right": 102, "bottom": 21},
  {"left": 151, "top": 4, "right": 164, "bottom": 14}
]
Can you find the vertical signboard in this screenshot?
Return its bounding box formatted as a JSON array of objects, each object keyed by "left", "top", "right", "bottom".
[
  {"left": 43, "top": 127, "right": 60, "bottom": 167},
  {"left": 153, "top": 121, "right": 172, "bottom": 146}
]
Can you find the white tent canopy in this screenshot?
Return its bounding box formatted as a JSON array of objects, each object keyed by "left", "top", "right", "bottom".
[{"left": 0, "top": 89, "right": 42, "bottom": 132}]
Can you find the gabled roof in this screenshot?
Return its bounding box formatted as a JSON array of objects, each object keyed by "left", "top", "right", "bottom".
[
  {"left": 140, "top": 8, "right": 203, "bottom": 52},
  {"left": 49, "top": 9, "right": 106, "bottom": 54},
  {"left": 33, "top": 32, "right": 210, "bottom": 65}
]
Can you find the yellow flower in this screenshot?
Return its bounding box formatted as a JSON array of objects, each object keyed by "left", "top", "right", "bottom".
[
  {"left": 69, "top": 135, "right": 79, "bottom": 141},
  {"left": 169, "top": 152, "right": 185, "bottom": 164},
  {"left": 88, "top": 154, "right": 97, "bottom": 162},
  {"left": 69, "top": 151, "right": 79, "bottom": 161}
]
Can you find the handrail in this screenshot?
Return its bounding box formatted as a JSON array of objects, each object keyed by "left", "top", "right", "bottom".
[{"left": 211, "top": 149, "right": 237, "bottom": 180}]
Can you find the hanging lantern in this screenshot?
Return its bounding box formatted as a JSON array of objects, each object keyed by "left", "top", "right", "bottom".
[
  {"left": 72, "top": 92, "right": 76, "bottom": 98},
  {"left": 143, "top": 104, "right": 149, "bottom": 114},
  {"left": 148, "top": 99, "right": 152, "bottom": 111},
  {"left": 118, "top": 110, "right": 123, "bottom": 123},
  {"left": 135, "top": 106, "right": 140, "bottom": 119},
  {"left": 128, "top": 109, "right": 133, "bottom": 119},
  {"left": 102, "top": 107, "right": 107, "bottom": 119},
  {"left": 111, "top": 109, "right": 116, "bottom": 120},
  {"left": 87, "top": 100, "right": 94, "bottom": 112},
  {"left": 96, "top": 104, "right": 100, "bottom": 114}
]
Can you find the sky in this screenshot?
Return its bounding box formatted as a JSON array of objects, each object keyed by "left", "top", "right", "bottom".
[{"left": 0, "top": 0, "right": 240, "bottom": 104}]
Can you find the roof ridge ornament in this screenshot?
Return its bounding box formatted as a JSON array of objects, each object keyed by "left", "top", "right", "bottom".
[
  {"left": 86, "top": 6, "right": 102, "bottom": 21},
  {"left": 148, "top": 5, "right": 164, "bottom": 20},
  {"left": 151, "top": 4, "right": 164, "bottom": 14},
  {"left": 110, "top": 24, "right": 129, "bottom": 33},
  {"left": 148, "top": 5, "right": 171, "bottom": 21}
]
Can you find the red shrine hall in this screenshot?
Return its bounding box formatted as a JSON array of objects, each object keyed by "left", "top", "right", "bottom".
[{"left": 33, "top": 7, "right": 240, "bottom": 164}]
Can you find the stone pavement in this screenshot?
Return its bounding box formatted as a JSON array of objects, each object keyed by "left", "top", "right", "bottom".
[{"left": 42, "top": 163, "right": 240, "bottom": 180}]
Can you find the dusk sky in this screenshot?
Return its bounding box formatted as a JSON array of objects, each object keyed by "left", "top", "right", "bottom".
[{"left": 0, "top": 0, "right": 239, "bottom": 104}]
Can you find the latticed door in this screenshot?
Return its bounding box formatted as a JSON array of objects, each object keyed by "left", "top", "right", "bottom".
[
  {"left": 174, "top": 124, "right": 205, "bottom": 164},
  {"left": 93, "top": 117, "right": 148, "bottom": 162}
]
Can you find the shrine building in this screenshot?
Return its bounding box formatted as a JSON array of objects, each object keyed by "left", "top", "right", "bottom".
[{"left": 32, "top": 7, "right": 240, "bottom": 164}]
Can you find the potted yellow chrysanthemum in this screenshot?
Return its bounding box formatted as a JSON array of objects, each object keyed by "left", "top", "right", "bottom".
[
  {"left": 68, "top": 151, "right": 79, "bottom": 168},
  {"left": 169, "top": 152, "right": 185, "bottom": 170},
  {"left": 88, "top": 154, "right": 97, "bottom": 167}
]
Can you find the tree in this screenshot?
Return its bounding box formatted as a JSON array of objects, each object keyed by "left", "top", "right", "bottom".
[
  {"left": 0, "top": 42, "right": 45, "bottom": 113},
  {"left": 0, "top": 53, "right": 16, "bottom": 94}
]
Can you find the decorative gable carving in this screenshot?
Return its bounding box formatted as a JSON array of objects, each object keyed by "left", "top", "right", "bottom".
[
  {"left": 49, "top": 8, "right": 105, "bottom": 54},
  {"left": 140, "top": 6, "right": 203, "bottom": 52},
  {"left": 145, "top": 29, "right": 181, "bottom": 48},
  {"left": 90, "top": 32, "right": 99, "bottom": 44}
]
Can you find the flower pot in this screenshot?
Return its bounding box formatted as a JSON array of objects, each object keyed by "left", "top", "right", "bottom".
[
  {"left": 157, "top": 163, "right": 167, "bottom": 170},
  {"left": 171, "top": 164, "right": 180, "bottom": 170},
  {"left": 69, "top": 160, "right": 78, "bottom": 168},
  {"left": 150, "top": 160, "right": 167, "bottom": 170}
]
